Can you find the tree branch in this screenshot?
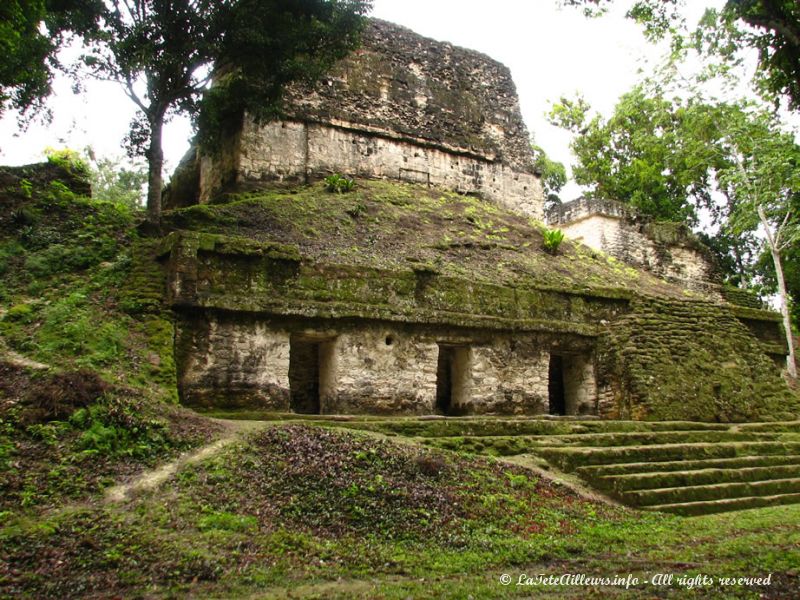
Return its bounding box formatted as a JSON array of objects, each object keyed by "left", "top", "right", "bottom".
[
  {"left": 124, "top": 74, "right": 148, "bottom": 114},
  {"left": 740, "top": 0, "right": 800, "bottom": 49}
]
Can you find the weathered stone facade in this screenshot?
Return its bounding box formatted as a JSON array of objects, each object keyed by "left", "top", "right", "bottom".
[
  {"left": 195, "top": 19, "right": 544, "bottom": 219},
  {"left": 161, "top": 230, "right": 789, "bottom": 420},
  {"left": 161, "top": 19, "right": 793, "bottom": 421},
  {"left": 175, "top": 313, "right": 573, "bottom": 416},
  {"left": 546, "top": 197, "right": 719, "bottom": 294}
]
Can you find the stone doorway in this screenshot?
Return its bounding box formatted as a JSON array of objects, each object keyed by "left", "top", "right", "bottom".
[
  {"left": 548, "top": 354, "right": 566, "bottom": 415},
  {"left": 548, "top": 352, "right": 596, "bottom": 416},
  {"left": 289, "top": 336, "right": 336, "bottom": 414},
  {"left": 436, "top": 344, "right": 471, "bottom": 415}
]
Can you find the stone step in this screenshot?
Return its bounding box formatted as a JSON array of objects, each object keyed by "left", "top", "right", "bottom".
[
  {"left": 595, "top": 465, "right": 800, "bottom": 492},
  {"left": 424, "top": 435, "right": 800, "bottom": 458},
  {"left": 738, "top": 421, "right": 800, "bottom": 433},
  {"left": 575, "top": 454, "right": 800, "bottom": 477},
  {"left": 534, "top": 442, "right": 800, "bottom": 470},
  {"left": 540, "top": 430, "right": 782, "bottom": 448},
  {"left": 643, "top": 493, "right": 800, "bottom": 516},
  {"left": 621, "top": 477, "right": 800, "bottom": 507},
  {"left": 342, "top": 419, "right": 736, "bottom": 438}
]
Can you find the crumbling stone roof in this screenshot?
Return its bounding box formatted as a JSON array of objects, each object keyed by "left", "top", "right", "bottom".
[{"left": 281, "top": 19, "right": 536, "bottom": 173}]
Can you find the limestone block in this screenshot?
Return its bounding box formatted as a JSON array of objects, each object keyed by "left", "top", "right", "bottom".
[
  {"left": 325, "top": 327, "right": 438, "bottom": 414},
  {"left": 176, "top": 314, "right": 290, "bottom": 409}
]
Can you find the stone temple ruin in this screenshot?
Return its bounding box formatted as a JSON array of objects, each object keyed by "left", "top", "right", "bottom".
[
  {"left": 189, "top": 20, "right": 543, "bottom": 218},
  {"left": 162, "top": 19, "right": 793, "bottom": 422},
  {"left": 545, "top": 197, "right": 720, "bottom": 295}
]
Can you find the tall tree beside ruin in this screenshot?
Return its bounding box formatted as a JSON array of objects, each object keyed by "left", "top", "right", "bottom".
[
  {"left": 62, "top": 0, "right": 372, "bottom": 223},
  {"left": 547, "top": 87, "right": 721, "bottom": 223},
  {"left": 716, "top": 107, "right": 800, "bottom": 378},
  {"left": 553, "top": 85, "right": 800, "bottom": 376}
]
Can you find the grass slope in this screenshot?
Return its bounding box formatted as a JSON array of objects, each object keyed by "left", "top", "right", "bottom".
[
  {"left": 162, "top": 179, "right": 684, "bottom": 297},
  {"left": 0, "top": 162, "right": 222, "bottom": 515},
  {"left": 1, "top": 424, "right": 797, "bottom": 599}
]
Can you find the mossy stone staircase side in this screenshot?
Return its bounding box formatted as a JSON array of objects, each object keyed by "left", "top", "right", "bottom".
[
  {"left": 526, "top": 426, "right": 800, "bottom": 516},
  {"left": 406, "top": 418, "right": 800, "bottom": 516}
]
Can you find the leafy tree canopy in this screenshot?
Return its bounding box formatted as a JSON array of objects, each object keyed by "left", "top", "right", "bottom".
[
  {"left": 85, "top": 149, "right": 147, "bottom": 209},
  {"left": 548, "top": 87, "right": 723, "bottom": 223},
  {"left": 531, "top": 139, "right": 567, "bottom": 199},
  {"left": 562, "top": 0, "right": 800, "bottom": 110},
  {"left": 73, "top": 0, "right": 372, "bottom": 222},
  {"left": 0, "top": 0, "right": 101, "bottom": 119},
  {"left": 551, "top": 81, "right": 800, "bottom": 372}
]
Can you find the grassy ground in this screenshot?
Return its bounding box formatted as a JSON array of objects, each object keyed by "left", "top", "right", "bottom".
[
  {"left": 1, "top": 422, "right": 797, "bottom": 599},
  {"left": 0, "top": 162, "right": 224, "bottom": 516},
  {"left": 2, "top": 164, "right": 798, "bottom": 598}
]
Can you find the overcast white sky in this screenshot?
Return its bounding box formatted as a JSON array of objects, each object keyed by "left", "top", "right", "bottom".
[{"left": 0, "top": 0, "right": 725, "bottom": 200}]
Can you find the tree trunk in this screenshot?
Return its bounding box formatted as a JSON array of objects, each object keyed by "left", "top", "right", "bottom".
[
  {"left": 146, "top": 113, "right": 165, "bottom": 224},
  {"left": 732, "top": 238, "right": 747, "bottom": 285},
  {"left": 759, "top": 206, "right": 797, "bottom": 378}
]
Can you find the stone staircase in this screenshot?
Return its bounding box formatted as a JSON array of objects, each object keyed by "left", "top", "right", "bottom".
[
  {"left": 238, "top": 414, "right": 800, "bottom": 516},
  {"left": 535, "top": 437, "right": 800, "bottom": 516},
  {"left": 405, "top": 419, "right": 800, "bottom": 516}
]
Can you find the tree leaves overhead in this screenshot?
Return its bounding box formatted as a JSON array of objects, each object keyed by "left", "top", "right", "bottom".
[
  {"left": 0, "top": 0, "right": 102, "bottom": 119},
  {"left": 70, "top": 0, "right": 371, "bottom": 221},
  {"left": 720, "top": 0, "right": 800, "bottom": 109},
  {"left": 563, "top": 0, "right": 800, "bottom": 110}
]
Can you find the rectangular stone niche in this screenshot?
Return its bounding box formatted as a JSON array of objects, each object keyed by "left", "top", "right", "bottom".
[
  {"left": 289, "top": 335, "right": 337, "bottom": 414},
  {"left": 436, "top": 344, "right": 472, "bottom": 415},
  {"left": 548, "top": 352, "right": 596, "bottom": 416}
]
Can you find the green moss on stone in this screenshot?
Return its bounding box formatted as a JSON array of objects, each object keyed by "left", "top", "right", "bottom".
[{"left": 598, "top": 297, "right": 797, "bottom": 422}]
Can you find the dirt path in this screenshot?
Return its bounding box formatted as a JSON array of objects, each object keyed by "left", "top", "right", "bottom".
[
  {"left": 0, "top": 340, "right": 49, "bottom": 370},
  {"left": 105, "top": 419, "right": 267, "bottom": 503}
]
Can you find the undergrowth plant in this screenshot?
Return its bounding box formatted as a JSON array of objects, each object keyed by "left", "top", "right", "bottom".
[
  {"left": 542, "top": 227, "right": 565, "bottom": 254},
  {"left": 325, "top": 173, "right": 356, "bottom": 193},
  {"left": 44, "top": 148, "right": 90, "bottom": 178}
]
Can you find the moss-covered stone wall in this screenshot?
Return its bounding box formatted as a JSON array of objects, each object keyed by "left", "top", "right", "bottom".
[
  {"left": 598, "top": 297, "right": 797, "bottom": 422},
  {"left": 162, "top": 231, "right": 629, "bottom": 335},
  {"left": 548, "top": 197, "right": 719, "bottom": 295},
  {"left": 162, "top": 224, "right": 792, "bottom": 421},
  {"left": 282, "top": 19, "right": 536, "bottom": 173},
  {"left": 192, "top": 19, "right": 544, "bottom": 216}
]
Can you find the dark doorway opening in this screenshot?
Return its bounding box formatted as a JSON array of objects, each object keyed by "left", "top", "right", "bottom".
[
  {"left": 289, "top": 337, "right": 335, "bottom": 414},
  {"left": 289, "top": 339, "right": 320, "bottom": 414},
  {"left": 436, "top": 344, "right": 470, "bottom": 415},
  {"left": 436, "top": 346, "right": 455, "bottom": 414},
  {"left": 548, "top": 354, "right": 566, "bottom": 416}
]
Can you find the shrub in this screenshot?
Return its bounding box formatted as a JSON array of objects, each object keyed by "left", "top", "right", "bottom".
[
  {"left": 44, "top": 147, "right": 90, "bottom": 178},
  {"left": 198, "top": 511, "right": 258, "bottom": 532},
  {"left": 4, "top": 303, "right": 35, "bottom": 324},
  {"left": 69, "top": 393, "right": 171, "bottom": 459},
  {"left": 345, "top": 200, "right": 367, "bottom": 218},
  {"left": 542, "top": 227, "right": 565, "bottom": 254},
  {"left": 10, "top": 205, "right": 39, "bottom": 226},
  {"left": 34, "top": 292, "right": 128, "bottom": 368},
  {"left": 18, "top": 179, "right": 33, "bottom": 199},
  {"left": 23, "top": 369, "right": 110, "bottom": 423},
  {"left": 324, "top": 173, "right": 356, "bottom": 193},
  {"left": 414, "top": 453, "right": 447, "bottom": 477}
]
